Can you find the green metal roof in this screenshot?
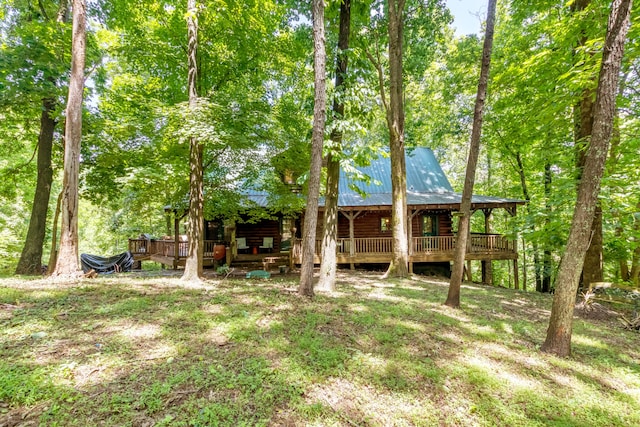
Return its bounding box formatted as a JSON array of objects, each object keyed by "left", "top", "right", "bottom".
[
  {"left": 244, "top": 147, "right": 524, "bottom": 210},
  {"left": 335, "top": 147, "right": 524, "bottom": 210},
  {"left": 339, "top": 147, "right": 453, "bottom": 198}
]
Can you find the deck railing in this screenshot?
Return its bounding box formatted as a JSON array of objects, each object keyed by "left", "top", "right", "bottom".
[
  {"left": 413, "top": 236, "right": 455, "bottom": 253},
  {"left": 129, "top": 239, "right": 221, "bottom": 258},
  {"left": 130, "top": 234, "right": 516, "bottom": 263},
  {"left": 128, "top": 238, "right": 157, "bottom": 255},
  {"left": 299, "top": 233, "right": 515, "bottom": 259},
  {"left": 412, "top": 234, "right": 515, "bottom": 254},
  {"left": 469, "top": 234, "right": 515, "bottom": 252}
]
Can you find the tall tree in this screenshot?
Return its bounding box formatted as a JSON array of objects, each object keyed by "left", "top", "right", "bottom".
[
  {"left": 383, "top": 0, "right": 408, "bottom": 278},
  {"left": 181, "top": 0, "right": 204, "bottom": 282},
  {"left": 317, "top": 0, "right": 351, "bottom": 293},
  {"left": 445, "top": 0, "right": 497, "bottom": 307},
  {"left": 571, "top": 0, "right": 604, "bottom": 289},
  {"left": 15, "top": 94, "right": 58, "bottom": 275},
  {"left": 6, "top": 0, "right": 69, "bottom": 274},
  {"left": 542, "top": 0, "right": 632, "bottom": 357},
  {"left": 299, "top": 0, "right": 327, "bottom": 297},
  {"left": 541, "top": 161, "right": 553, "bottom": 292},
  {"left": 51, "top": 0, "right": 86, "bottom": 277}
]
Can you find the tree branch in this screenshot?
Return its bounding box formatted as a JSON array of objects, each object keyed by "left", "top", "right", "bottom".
[
  {"left": 2, "top": 144, "right": 38, "bottom": 176},
  {"left": 364, "top": 44, "right": 388, "bottom": 114}
]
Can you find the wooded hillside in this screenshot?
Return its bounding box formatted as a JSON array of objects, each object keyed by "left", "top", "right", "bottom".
[{"left": 0, "top": 0, "right": 638, "bottom": 289}]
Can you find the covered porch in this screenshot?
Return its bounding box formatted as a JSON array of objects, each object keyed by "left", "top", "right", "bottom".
[
  {"left": 128, "top": 238, "right": 228, "bottom": 269},
  {"left": 128, "top": 237, "right": 292, "bottom": 272},
  {"left": 293, "top": 233, "right": 517, "bottom": 264},
  {"left": 292, "top": 232, "right": 518, "bottom": 286}
]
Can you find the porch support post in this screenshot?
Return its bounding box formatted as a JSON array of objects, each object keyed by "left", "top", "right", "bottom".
[
  {"left": 173, "top": 211, "right": 180, "bottom": 270},
  {"left": 465, "top": 260, "right": 473, "bottom": 282},
  {"left": 289, "top": 219, "right": 297, "bottom": 270},
  {"left": 513, "top": 259, "right": 520, "bottom": 290},
  {"left": 341, "top": 210, "right": 361, "bottom": 270},
  {"left": 481, "top": 208, "right": 493, "bottom": 285},
  {"left": 229, "top": 221, "right": 237, "bottom": 266},
  {"left": 408, "top": 209, "right": 421, "bottom": 275}
]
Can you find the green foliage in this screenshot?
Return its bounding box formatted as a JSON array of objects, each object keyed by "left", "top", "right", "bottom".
[{"left": 0, "top": 0, "right": 638, "bottom": 287}]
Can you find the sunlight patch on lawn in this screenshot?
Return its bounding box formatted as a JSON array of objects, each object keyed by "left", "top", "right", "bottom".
[
  {"left": 572, "top": 334, "right": 609, "bottom": 350},
  {"left": 347, "top": 303, "right": 369, "bottom": 313},
  {"left": 439, "top": 330, "right": 465, "bottom": 344},
  {"left": 139, "top": 341, "right": 177, "bottom": 361},
  {"left": 461, "top": 323, "right": 497, "bottom": 338},
  {"left": 304, "top": 377, "right": 439, "bottom": 426},
  {"left": 384, "top": 318, "right": 425, "bottom": 332},
  {"left": 270, "top": 302, "right": 295, "bottom": 312},
  {"left": 119, "top": 323, "right": 162, "bottom": 340},
  {"left": 202, "top": 303, "right": 224, "bottom": 315},
  {"left": 548, "top": 371, "right": 588, "bottom": 392},
  {"left": 500, "top": 322, "right": 513, "bottom": 334},
  {"left": 477, "top": 342, "right": 547, "bottom": 370},
  {"left": 365, "top": 288, "right": 406, "bottom": 302},
  {"left": 6, "top": 318, "right": 52, "bottom": 342},
  {"left": 411, "top": 275, "right": 449, "bottom": 286},
  {"left": 625, "top": 387, "right": 640, "bottom": 403},
  {"left": 52, "top": 361, "right": 105, "bottom": 388},
  {"left": 255, "top": 313, "right": 282, "bottom": 331},
  {"left": 464, "top": 353, "right": 540, "bottom": 390},
  {"left": 431, "top": 305, "right": 472, "bottom": 323},
  {"left": 351, "top": 351, "right": 388, "bottom": 371}
]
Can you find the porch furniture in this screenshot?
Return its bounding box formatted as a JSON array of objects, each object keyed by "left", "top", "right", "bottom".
[
  {"left": 262, "top": 256, "right": 284, "bottom": 271},
  {"left": 259, "top": 237, "right": 273, "bottom": 252},
  {"left": 236, "top": 237, "right": 249, "bottom": 253}
]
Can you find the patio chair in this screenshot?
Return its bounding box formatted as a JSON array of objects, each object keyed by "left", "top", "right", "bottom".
[
  {"left": 236, "top": 237, "right": 249, "bottom": 253},
  {"left": 259, "top": 237, "right": 273, "bottom": 253}
]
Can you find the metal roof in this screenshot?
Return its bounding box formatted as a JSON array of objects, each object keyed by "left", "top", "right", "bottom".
[
  {"left": 334, "top": 147, "right": 524, "bottom": 210},
  {"left": 243, "top": 147, "right": 524, "bottom": 210}
]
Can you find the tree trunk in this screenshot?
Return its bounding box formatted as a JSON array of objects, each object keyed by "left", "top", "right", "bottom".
[
  {"left": 16, "top": 98, "right": 56, "bottom": 275},
  {"left": 542, "top": 0, "right": 631, "bottom": 357},
  {"left": 572, "top": 0, "right": 605, "bottom": 289},
  {"left": 583, "top": 205, "right": 603, "bottom": 287},
  {"left": 17, "top": 0, "right": 69, "bottom": 275},
  {"left": 181, "top": 0, "right": 204, "bottom": 282},
  {"left": 317, "top": 0, "right": 350, "bottom": 293},
  {"left": 631, "top": 245, "right": 640, "bottom": 286},
  {"left": 445, "top": 0, "right": 497, "bottom": 307},
  {"left": 47, "top": 190, "right": 63, "bottom": 275},
  {"left": 299, "top": 0, "right": 326, "bottom": 297},
  {"left": 630, "top": 201, "right": 640, "bottom": 285},
  {"left": 383, "top": 0, "right": 409, "bottom": 279},
  {"left": 606, "top": 70, "right": 628, "bottom": 283},
  {"left": 51, "top": 0, "right": 86, "bottom": 277},
  {"left": 542, "top": 162, "right": 552, "bottom": 292},
  {"left": 515, "top": 151, "right": 544, "bottom": 290}
]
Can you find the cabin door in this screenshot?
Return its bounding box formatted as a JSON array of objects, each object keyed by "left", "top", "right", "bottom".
[{"left": 422, "top": 214, "right": 438, "bottom": 236}]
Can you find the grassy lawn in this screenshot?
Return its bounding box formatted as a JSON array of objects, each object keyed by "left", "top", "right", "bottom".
[{"left": 1, "top": 271, "right": 639, "bottom": 426}]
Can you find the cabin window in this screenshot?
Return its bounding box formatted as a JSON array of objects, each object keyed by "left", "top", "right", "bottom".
[
  {"left": 206, "top": 221, "right": 224, "bottom": 241},
  {"left": 280, "top": 217, "right": 296, "bottom": 251},
  {"left": 380, "top": 216, "right": 391, "bottom": 232},
  {"left": 422, "top": 215, "right": 438, "bottom": 236}
]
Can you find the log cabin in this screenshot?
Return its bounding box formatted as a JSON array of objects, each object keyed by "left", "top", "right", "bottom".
[{"left": 129, "top": 147, "right": 524, "bottom": 283}]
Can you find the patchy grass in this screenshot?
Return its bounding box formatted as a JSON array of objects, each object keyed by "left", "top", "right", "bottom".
[{"left": 1, "top": 271, "right": 639, "bottom": 426}]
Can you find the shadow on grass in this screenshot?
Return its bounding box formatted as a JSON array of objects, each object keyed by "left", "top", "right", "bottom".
[{"left": 1, "top": 273, "right": 639, "bottom": 426}]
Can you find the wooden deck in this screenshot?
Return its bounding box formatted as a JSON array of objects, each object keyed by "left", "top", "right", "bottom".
[
  {"left": 128, "top": 238, "right": 291, "bottom": 270},
  {"left": 292, "top": 234, "right": 518, "bottom": 265},
  {"left": 129, "top": 233, "right": 516, "bottom": 271},
  {"left": 129, "top": 239, "right": 226, "bottom": 269}
]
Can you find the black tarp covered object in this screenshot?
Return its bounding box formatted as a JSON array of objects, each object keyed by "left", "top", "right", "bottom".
[{"left": 80, "top": 251, "right": 134, "bottom": 274}]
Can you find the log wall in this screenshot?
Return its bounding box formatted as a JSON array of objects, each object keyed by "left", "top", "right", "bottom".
[{"left": 236, "top": 219, "right": 282, "bottom": 252}]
